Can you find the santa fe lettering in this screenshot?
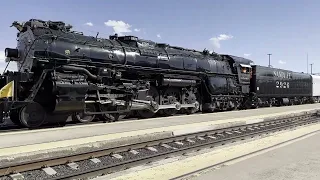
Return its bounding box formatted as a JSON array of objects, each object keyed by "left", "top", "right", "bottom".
[
  {"left": 273, "top": 71, "right": 292, "bottom": 79},
  {"left": 273, "top": 71, "right": 291, "bottom": 88}
]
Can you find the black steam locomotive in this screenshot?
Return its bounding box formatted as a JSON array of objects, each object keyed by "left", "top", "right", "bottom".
[{"left": 0, "top": 19, "right": 316, "bottom": 128}]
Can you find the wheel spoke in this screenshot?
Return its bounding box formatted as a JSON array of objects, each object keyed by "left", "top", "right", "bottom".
[{"left": 72, "top": 103, "right": 96, "bottom": 123}]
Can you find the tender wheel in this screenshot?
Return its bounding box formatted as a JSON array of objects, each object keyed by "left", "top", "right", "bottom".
[
  {"left": 19, "top": 102, "right": 46, "bottom": 128},
  {"left": 72, "top": 103, "right": 96, "bottom": 123}
]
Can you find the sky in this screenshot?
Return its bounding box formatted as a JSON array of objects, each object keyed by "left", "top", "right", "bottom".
[{"left": 0, "top": 0, "right": 319, "bottom": 74}]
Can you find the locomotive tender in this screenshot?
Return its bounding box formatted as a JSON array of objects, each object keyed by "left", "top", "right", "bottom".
[
  {"left": 250, "top": 65, "right": 317, "bottom": 106},
  {"left": 0, "top": 19, "right": 319, "bottom": 128}
]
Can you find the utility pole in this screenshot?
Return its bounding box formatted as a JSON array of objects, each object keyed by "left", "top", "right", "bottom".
[
  {"left": 267, "top": 53, "right": 272, "bottom": 67},
  {"left": 310, "top": 63, "right": 314, "bottom": 75}
]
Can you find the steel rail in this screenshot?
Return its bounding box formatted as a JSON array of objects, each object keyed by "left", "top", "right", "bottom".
[
  {"left": 53, "top": 117, "right": 320, "bottom": 180},
  {"left": 0, "top": 113, "right": 319, "bottom": 179}
]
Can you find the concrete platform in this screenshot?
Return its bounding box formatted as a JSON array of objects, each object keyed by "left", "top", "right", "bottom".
[
  {"left": 0, "top": 104, "right": 319, "bottom": 166},
  {"left": 102, "top": 119, "right": 320, "bottom": 180},
  {"left": 189, "top": 128, "right": 320, "bottom": 180}
]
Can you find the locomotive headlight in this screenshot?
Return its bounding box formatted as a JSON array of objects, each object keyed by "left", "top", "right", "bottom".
[{"left": 4, "top": 48, "right": 19, "bottom": 58}]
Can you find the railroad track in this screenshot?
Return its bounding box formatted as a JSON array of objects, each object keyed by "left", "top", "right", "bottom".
[{"left": 0, "top": 112, "right": 319, "bottom": 180}]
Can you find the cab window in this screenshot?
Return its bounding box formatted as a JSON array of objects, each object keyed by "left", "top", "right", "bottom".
[{"left": 241, "top": 67, "right": 251, "bottom": 74}]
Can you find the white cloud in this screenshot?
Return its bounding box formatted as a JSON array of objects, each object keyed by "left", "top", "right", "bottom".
[
  {"left": 104, "top": 20, "right": 132, "bottom": 36},
  {"left": 134, "top": 28, "right": 141, "bottom": 32},
  {"left": 244, "top": 53, "right": 251, "bottom": 57},
  {"left": 278, "top": 60, "right": 286, "bottom": 64},
  {"left": 0, "top": 51, "right": 17, "bottom": 73},
  {"left": 84, "top": 22, "right": 93, "bottom": 26},
  {"left": 157, "top": 34, "right": 161, "bottom": 39},
  {"left": 209, "top": 34, "right": 233, "bottom": 49}
]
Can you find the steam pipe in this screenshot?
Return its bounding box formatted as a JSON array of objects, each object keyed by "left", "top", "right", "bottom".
[{"left": 59, "top": 65, "right": 100, "bottom": 81}]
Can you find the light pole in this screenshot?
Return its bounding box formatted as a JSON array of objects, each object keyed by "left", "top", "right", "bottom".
[
  {"left": 310, "top": 63, "right": 314, "bottom": 74},
  {"left": 267, "top": 54, "right": 272, "bottom": 67}
]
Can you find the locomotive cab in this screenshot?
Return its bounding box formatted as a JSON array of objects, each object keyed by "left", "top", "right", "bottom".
[
  {"left": 236, "top": 64, "right": 252, "bottom": 94},
  {"left": 239, "top": 64, "right": 252, "bottom": 80},
  {"left": 240, "top": 65, "right": 251, "bottom": 74}
]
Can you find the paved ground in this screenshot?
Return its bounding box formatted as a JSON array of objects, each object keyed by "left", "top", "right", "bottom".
[{"left": 189, "top": 131, "right": 320, "bottom": 180}]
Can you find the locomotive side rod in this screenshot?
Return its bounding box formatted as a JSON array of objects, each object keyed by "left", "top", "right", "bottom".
[{"left": 83, "top": 99, "right": 199, "bottom": 115}]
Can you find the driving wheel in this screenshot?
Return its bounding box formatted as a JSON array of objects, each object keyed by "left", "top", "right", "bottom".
[
  {"left": 19, "top": 102, "right": 46, "bottom": 128},
  {"left": 72, "top": 103, "right": 96, "bottom": 123}
]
